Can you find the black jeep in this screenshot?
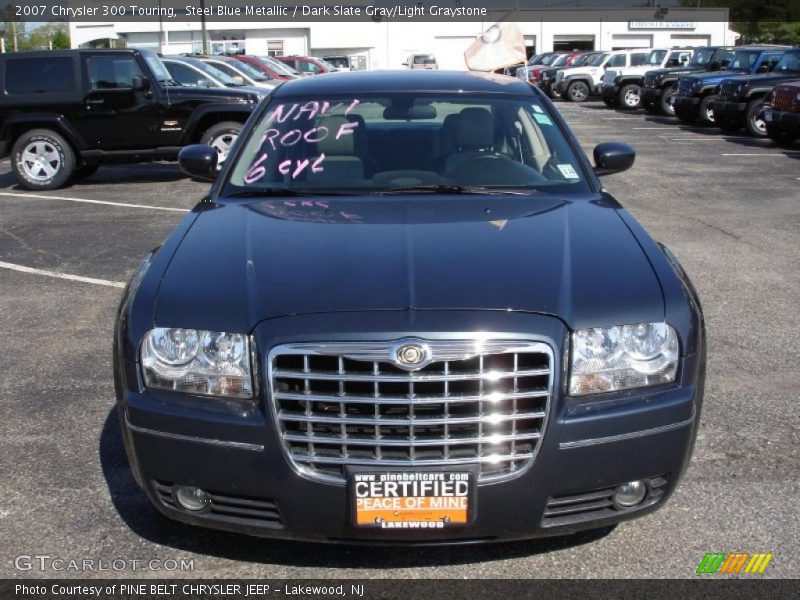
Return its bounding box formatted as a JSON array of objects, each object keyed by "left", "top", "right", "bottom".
[
  {"left": 711, "top": 49, "right": 800, "bottom": 137},
  {"left": 641, "top": 46, "right": 734, "bottom": 116},
  {"left": 0, "top": 48, "right": 265, "bottom": 190}
]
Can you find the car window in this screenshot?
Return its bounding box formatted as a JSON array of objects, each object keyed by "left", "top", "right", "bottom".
[
  {"left": 165, "top": 62, "right": 213, "bottom": 87},
  {"left": 630, "top": 52, "right": 648, "bottom": 66},
  {"left": 206, "top": 61, "right": 242, "bottom": 80},
  {"left": 773, "top": 51, "right": 800, "bottom": 74},
  {"left": 228, "top": 93, "right": 591, "bottom": 195},
  {"left": 588, "top": 53, "right": 610, "bottom": 66},
  {"left": 87, "top": 55, "right": 143, "bottom": 90},
  {"left": 233, "top": 59, "right": 272, "bottom": 80},
  {"left": 760, "top": 53, "right": 785, "bottom": 73},
  {"left": 728, "top": 51, "right": 761, "bottom": 71},
  {"left": 4, "top": 57, "right": 74, "bottom": 94},
  {"left": 645, "top": 50, "right": 667, "bottom": 65},
  {"left": 607, "top": 54, "right": 626, "bottom": 68}
]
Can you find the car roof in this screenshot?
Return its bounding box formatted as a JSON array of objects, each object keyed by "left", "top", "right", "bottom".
[{"left": 272, "top": 70, "right": 534, "bottom": 98}]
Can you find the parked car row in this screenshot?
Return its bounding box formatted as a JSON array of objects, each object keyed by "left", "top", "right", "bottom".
[{"left": 524, "top": 45, "right": 800, "bottom": 145}]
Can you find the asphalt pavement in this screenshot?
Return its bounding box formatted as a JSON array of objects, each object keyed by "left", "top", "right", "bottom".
[{"left": 0, "top": 100, "right": 797, "bottom": 579}]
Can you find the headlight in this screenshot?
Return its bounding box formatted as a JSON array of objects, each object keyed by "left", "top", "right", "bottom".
[
  {"left": 569, "top": 322, "right": 679, "bottom": 396},
  {"left": 141, "top": 328, "right": 254, "bottom": 398}
]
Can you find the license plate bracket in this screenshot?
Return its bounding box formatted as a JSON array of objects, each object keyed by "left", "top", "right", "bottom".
[{"left": 347, "top": 466, "right": 478, "bottom": 530}]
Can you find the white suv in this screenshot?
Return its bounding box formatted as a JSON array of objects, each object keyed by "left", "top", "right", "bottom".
[
  {"left": 601, "top": 48, "right": 694, "bottom": 108},
  {"left": 554, "top": 49, "right": 651, "bottom": 102}
]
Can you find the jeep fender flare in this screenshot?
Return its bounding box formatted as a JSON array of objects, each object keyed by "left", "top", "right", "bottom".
[
  {"left": 180, "top": 104, "right": 255, "bottom": 145},
  {"left": 0, "top": 114, "right": 87, "bottom": 157},
  {"left": 617, "top": 76, "right": 644, "bottom": 87},
  {"left": 562, "top": 74, "right": 594, "bottom": 88}
]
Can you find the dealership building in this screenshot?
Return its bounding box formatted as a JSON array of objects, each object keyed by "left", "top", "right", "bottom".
[{"left": 69, "top": 7, "right": 736, "bottom": 71}]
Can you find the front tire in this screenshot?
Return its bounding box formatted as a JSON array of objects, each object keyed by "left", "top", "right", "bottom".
[
  {"left": 698, "top": 94, "right": 718, "bottom": 125},
  {"left": 659, "top": 83, "right": 678, "bottom": 116},
  {"left": 618, "top": 84, "right": 641, "bottom": 109},
  {"left": 200, "top": 121, "right": 243, "bottom": 167},
  {"left": 566, "top": 81, "right": 590, "bottom": 102},
  {"left": 744, "top": 99, "right": 768, "bottom": 137},
  {"left": 11, "top": 129, "right": 75, "bottom": 191}
]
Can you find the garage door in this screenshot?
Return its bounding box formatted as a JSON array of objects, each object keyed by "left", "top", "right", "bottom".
[
  {"left": 611, "top": 34, "right": 653, "bottom": 49},
  {"left": 433, "top": 36, "right": 475, "bottom": 70}
]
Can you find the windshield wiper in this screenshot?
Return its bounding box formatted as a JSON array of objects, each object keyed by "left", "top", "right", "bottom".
[{"left": 374, "top": 185, "right": 532, "bottom": 196}]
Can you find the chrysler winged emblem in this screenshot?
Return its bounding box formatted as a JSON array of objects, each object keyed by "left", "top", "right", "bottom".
[{"left": 392, "top": 342, "right": 431, "bottom": 370}]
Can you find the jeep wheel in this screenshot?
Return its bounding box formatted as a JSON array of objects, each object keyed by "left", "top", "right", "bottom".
[
  {"left": 659, "top": 84, "right": 678, "bottom": 116},
  {"left": 698, "top": 95, "right": 718, "bottom": 125},
  {"left": 744, "top": 99, "right": 768, "bottom": 137},
  {"left": 619, "top": 84, "right": 641, "bottom": 109},
  {"left": 200, "top": 121, "right": 243, "bottom": 167},
  {"left": 566, "top": 81, "right": 590, "bottom": 102},
  {"left": 766, "top": 124, "right": 797, "bottom": 147},
  {"left": 11, "top": 129, "right": 75, "bottom": 191},
  {"left": 73, "top": 164, "right": 99, "bottom": 180}
]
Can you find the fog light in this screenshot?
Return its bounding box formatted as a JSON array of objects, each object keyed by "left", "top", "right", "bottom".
[
  {"left": 175, "top": 486, "right": 211, "bottom": 511},
  {"left": 613, "top": 480, "right": 647, "bottom": 508}
]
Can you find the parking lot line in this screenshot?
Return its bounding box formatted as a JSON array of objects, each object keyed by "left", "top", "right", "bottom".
[
  {"left": 0, "top": 260, "right": 126, "bottom": 288},
  {"left": 0, "top": 191, "right": 190, "bottom": 213},
  {"left": 722, "top": 152, "right": 800, "bottom": 156}
]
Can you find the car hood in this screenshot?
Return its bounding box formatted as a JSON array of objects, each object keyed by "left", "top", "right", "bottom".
[
  {"left": 560, "top": 66, "right": 603, "bottom": 77},
  {"left": 688, "top": 69, "right": 753, "bottom": 85},
  {"left": 649, "top": 65, "right": 705, "bottom": 79},
  {"left": 163, "top": 85, "right": 258, "bottom": 103},
  {"left": 154, "top": 194, "right": 665, "bottom": 333},
  {"left": 720, "top": 72, "right": 800, "bottom": 86}
]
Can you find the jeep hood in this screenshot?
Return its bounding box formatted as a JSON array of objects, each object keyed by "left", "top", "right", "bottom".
[{"left": 154, "top": 194, "right": 664, "bottom": 333}]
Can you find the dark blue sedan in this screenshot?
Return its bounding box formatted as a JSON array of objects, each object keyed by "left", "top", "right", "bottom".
[{"left": 113, "top": 70, "right": 705, "bottom": 544}]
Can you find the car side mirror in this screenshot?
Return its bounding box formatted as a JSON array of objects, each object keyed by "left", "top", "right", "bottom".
[
  {"left": 179, "top": 145, "right": 218, "bottom": 181},
  {"left": 757, "top": 64, "right": 769, "bottom": 74},
  {"left": 197, "top": 79, "right": 213, "bottom": 88},
  {"left": 231, "top": 75, "right": 245, "bottom": 85},
  {"left": 593, "top": 142, "right": 635, "bottom": 176},
  {"left": 131, "top": 76, "right": 149, "bottom": 92}
]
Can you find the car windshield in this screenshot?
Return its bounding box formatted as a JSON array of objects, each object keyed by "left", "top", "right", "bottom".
[
  {"left": 224, "top": 58, "right": 267, "bottom": 80},
  {"left": 646, "top": 50, "right": 667, "bottom": 65},
  {"left": 552, "top": 55, "right": 570, "bottom": 67},
  {"left": 586, "top": 53, "right": 609, "bottom": 67},
  {"left": 326, "top": 57, "right": 350, "bottom": 68},
  {"left": 691, "top": 48, "right": 715, "bottom": 66},
  {"left": 570, "top": 53, "right": 594, "bottom": 67},
  {"left": 728, "top": 50, "right": 761, "bottom": 72},
  {"left": 141, "top": 52, "right": 171, "bottom": 83},
  {"left": 773, "top": 51, "right": 800, "bottom": 74},
  {"left": 189, "top": 60, "right": 238, "bottom": 85},
  {"left": 226, "top": 93, "right": 591, "bottom": 196},
  {"left": 263, "top": 56, "right": 299, "bottom": 76},
  {"left": 540, "top": 54, "right": 561, "bottom": 66}
]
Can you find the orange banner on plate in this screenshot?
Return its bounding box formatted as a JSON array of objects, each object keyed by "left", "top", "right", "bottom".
[{"left": 356, "top": 496, "right": 468, "bottom": 525}]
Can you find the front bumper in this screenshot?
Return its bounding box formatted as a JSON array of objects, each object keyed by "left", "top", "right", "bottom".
[
  {"left": 764, "top": 108, "right": 800, "bottom": 133},
  {"left": 601, "top": 85, "right": 620, "bottom": 101},
  {"left": 710, "top": 100, "right": 747, "bottom": 120},
  {"left": 673, "top": 96, "right": 700, "bottom": 116},
  {"left": 116, "top": 311, "right": 704, "bottom": 544},
  {"left": 641, "top": 87, "right": 662, "bottom": 104}
]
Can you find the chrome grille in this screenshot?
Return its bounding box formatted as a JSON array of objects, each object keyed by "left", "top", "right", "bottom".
[
  {"left": 773, "top": 87, "right": 798, "bottom": 111},
  {"left": 268, "top": 339, "right": 553, "bottom": 483},
  {"left": 676, "top": 77, "right": 695, "bottom": 97},
  {"left": 719, "top": 81, "right": 740, "bottom": 102}
]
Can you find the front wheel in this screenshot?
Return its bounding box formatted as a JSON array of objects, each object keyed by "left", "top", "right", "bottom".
[
  {"left": 619, "top": 84, "right": 641, "bottom": 109},
  {"left": 200, "top": 121, "right": 243, "bottom": 167},
  {"left": 11, "top": 129, "right": 75, "bottom": 191},
  {"left": 566, "top": 81, "right": 590, "bottom": 102},
  {"left": 744, "top": 99, "right": 768, "bottom": 137},
  {"left": 659, "top": 84, "right": 678, "bottom": 116},
  {"left": 698, "top": 94, "right": 718, "bottom": 125}
]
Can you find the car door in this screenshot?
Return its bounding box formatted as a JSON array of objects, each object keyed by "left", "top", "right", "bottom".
[{"left": 77, "top": 53, "right": 159, "bottom": 150}]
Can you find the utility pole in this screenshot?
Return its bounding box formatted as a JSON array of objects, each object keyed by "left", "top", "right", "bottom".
[
  {"left": 200, "top": 0, "right": 208, "bottom": 54},
  {"left": 11, "top": 19, "right": 18, "bottom": 51}
]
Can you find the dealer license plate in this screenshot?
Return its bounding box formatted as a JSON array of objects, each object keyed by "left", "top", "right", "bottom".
[{"left": 351, "top": 471, "right": 473, "bottom": 529}]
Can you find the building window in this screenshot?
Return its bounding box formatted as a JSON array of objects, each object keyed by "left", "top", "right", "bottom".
[{"left": 268, "top": 41, "right": 284, "bottom": 57}]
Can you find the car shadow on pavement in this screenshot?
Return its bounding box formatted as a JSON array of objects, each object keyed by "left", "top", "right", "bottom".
[
  {"left": 99, "top": 409, "right": 616, "bottom": 569},
  {"left": 0, "top": 163, "right": 187, "bottom": 191}
]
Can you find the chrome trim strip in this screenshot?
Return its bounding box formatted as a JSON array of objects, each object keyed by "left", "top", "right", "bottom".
[
  {"left": 291, "top": 452, "right": 536, "bottom": 467},
  {"left": 274, "top": 389, "right": 548, "bottom": 405},
  {"left": 272, "top": 367, "right": 550, "bottom": 382},
  {"left": 558, "top": 416, "right": 695, "bottom": 450},
  {"left": 277, "top": 410, "right": 546, "bottom": 426},
  {"left": 283, "top": 431, "right": 541, "bottom": 447},
  {"left": 124, "top": 414, "right": 264, "bottom": 452}
]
